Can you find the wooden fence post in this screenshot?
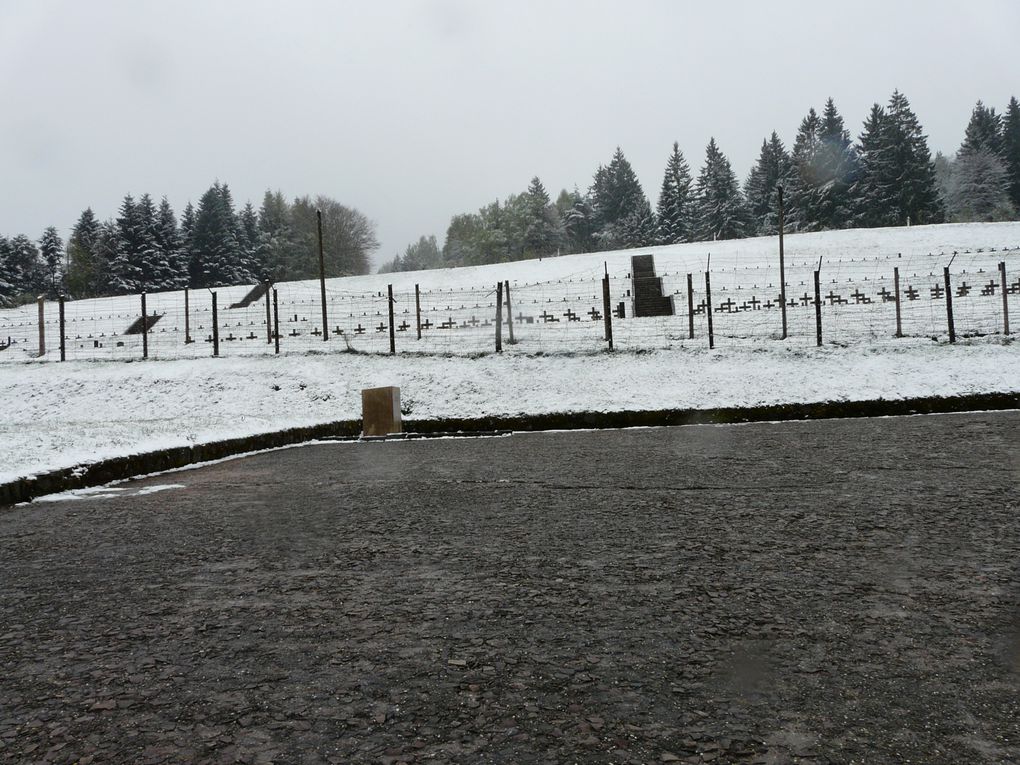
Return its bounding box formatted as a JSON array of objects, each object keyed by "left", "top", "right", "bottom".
[
  {"left": 141, "top": 292, "right": 149, "bottom": 359},
  {"left": 944, "top": 266, "right": 956, "bottom": 343},
  {"left": 37, "top": 296, "right": 45, "bottom": 358},
  {"left": 58, "top": 295, "right": 65, "bottom": 363},
  {"left": 265, "top": 281, "right": 272, "bottom": 343},
  {"left": 388, "top": 284, "right": 396, "bottom": 355},
  {"left": 1000, "top": 261, "right": 1010, "bottom": 335},
  {"left": 602, "top": 271, "right": 613, "bottom": 350},
  {"left": 317, "top": 209, "right": 329, "bottom": 342},
  {"left": 184, "top": 287, "right": 192, "bottom": 344},
  {"left": 504, "top": 280, "right": 515, "bottom": 344},
  {"left": 893, "top": 266, "right": 902, "bottom": 338},
  {"left": 778, "top": 185, "right": 788, "bottom": 340},
  {"left": 415, "top": 284, "right": 422, "bottom": 340},
  {"left": 686, "top": 272, "right": 695, "bottom": 340},
  {"left": 212, "top": 291, "right": 220, "bottom": 357},
  {"left": 705, "top": 271, "right": 714, "bottom": 349},
  {"left": 273, "top": 288, "right": 280, "bottom": 354},
  {"left": 814, "top": 270, "right": 822, "bottom": 347},
  {"left": 495, "top": 281, "right": 503, "bottom": 353}
]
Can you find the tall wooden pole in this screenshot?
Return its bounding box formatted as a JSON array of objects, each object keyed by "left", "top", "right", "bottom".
[
  {"left": 705, "top": 271, "right": 714, "bottom": 349},
  {"left": 316, "top": 209, "right": 328, "bottom": 342},
  {"left": 273, "top": 288, "right": 280, "bottom": 354},
  {"left": 37, "top": 296, "right": 45, "bottom": 358},
  {"left": 58, "top": 295, "right": 65, "bottom": 363},
  {"left": 141, "top": 292, "right": 149, "bottom": 359},
  {"left": 686, "top": 272, "right": 694, "bottom": 339},
  {"left": 415, "top": 284, "right": 422, "bottom": 340},
  {"left": 495, "top": 282, "right": 503, "bottom": 353},
  {"left": 602, "top": 271, "right": 613, "bottom": 350},
  {"left": 893, "top": 266, "right": 902, "bottom": 338},
  {"left": 387, "top": 284, "right": 396, "bottom": 355},
  {"left": 814, "top": 270, "right": 822, "bottom": 347},
  {"left": 212, "top": 291, "right": 220, "bottom": 357},
  {"left": 184, "top": 287, "right": 192, "bottom": 344},
  {"left": 265, "top": 281, "right": 272, "bottom": 343},
  {"left": 943, "top": 267, "right": 956, "bottom": 343},
  {"left": 778, "top": 185, "right": 788, "bottom": 340},
  {"left": 1000, "top": 261, "right": 1010, "bottom": 335}
]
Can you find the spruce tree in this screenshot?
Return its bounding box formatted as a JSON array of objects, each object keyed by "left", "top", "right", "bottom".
[
  {"left": 947, "top": 148, "right": 1016, "bottom": 221},
  {"left": 853, "top": 104, "right": 898, "bottom": 227},
  {"left": 0, "top": 236, "right": 13, "bottom": 306},
  {"left": 557, "top": 188, "right": 595, "bottom": 254},
  {"left": 190, "top": 182, "right": 246, "bottom": 287},
  {"left": 787, "top": 107, "right": 822, "bottom": 230},
  {"left": 109, "top": 195, "right": 145, "bottom": 294},
  {"left": 815, "top": 98, "right": 859, "bottom": 228},
  {"left": 655, "top": 142, "right": 694, "bottom": 244},
  {"left": 38, "top": 227, "right": 64, "bottom": 296},
  {"left": 885, "top": 90, "right": 944, "bottom": 225},
  {"left": 522, "top": 177, "right": 563, "bottom": 257},
  {"left": 961, "top": 101, "right": 1002, "bottom": 156},
  {"left": 1002, "top": 96, "right": 1020, "bottom": 212},
  {"left": 6, "top": 234, "right": 43, "bottom": 297},
  {"left": 744, "top": 132, "right": 792, "bottom": 235},
  {"left": 691, "top": 138, "right": 751, "bottom": 241},
  {"left": 154, "top": 197, "right": 188, "bottom": 289},
  {"left": 66, "top": 208, "right": 104, "bottom": 297},
  {"left": 238, "top": 202, "right": 261, "bottom": 278},
  {"left": 590, "top": 147, "right": 654, "bottom": 249}
]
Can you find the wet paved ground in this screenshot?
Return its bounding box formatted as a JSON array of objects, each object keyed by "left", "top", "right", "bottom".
[{"left": 1, "top": 412, "right": 1019, "bottom": 765}]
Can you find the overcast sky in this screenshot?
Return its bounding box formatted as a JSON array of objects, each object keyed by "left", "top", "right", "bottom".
[{"left": 1, "top": 0, "right": 1017, "bottom": 268}]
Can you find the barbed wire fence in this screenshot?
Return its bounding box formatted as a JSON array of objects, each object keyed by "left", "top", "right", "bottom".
[{"left": 1, "top": 246, "right": 1016, "bottom": 364}]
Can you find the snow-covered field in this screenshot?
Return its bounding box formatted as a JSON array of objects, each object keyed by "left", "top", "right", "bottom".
[{"left": 1, "top": 222, "right": 1018, "bottom": 486}]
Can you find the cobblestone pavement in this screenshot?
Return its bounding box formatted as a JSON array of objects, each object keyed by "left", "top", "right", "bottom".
[{"left": 1, "top": 412, "right": 1019, "bottom": 764}]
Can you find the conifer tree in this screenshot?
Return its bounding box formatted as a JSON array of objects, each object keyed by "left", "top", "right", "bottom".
[
  {"left": 655, "top": 142, "right": 694, "bottom": 244},
  {"left": 6, "top": 234, "right": 43, "bottom": 297},
  {"left": 154, "top": 197, "right": 188, "bottom": 289},
  {"left": 815, "top": 98, "right": 859, "bottom": 228},
  {"left": 556, "top": 188, "right": 595, "bottom": 254},
  {"left": 238, "top": 202, "right": 261, "bottom": 278},
  {"left": 522, "top": 176, "right": 563, "bottom": 257},
  {"left": 38, "top": 226, "right": 64, "bottom": 295},
  {"left": 961, "top": 101, "right": 1002, "bottom": 156},
  {"left": 66, "top": 208, "right": 105, "bottom": 297},
  {"left": 853, "top": 104, "right": 898, "bottom": 227},
  {"left": 787, "top": 107, "right": 823, "bottom": 230},
  {"left": 744, "top": 132, "right": 792, "bottom": 235},
  {"left": 109, "top": 195, "right": 145, "bottom": 294},
  {"left": 946, "top": 148, "right": 1016, "bottom": 221},
  {"left": 590, "top": 147, "right": 655, "bottom": 249},
  {"left": 885, "top": 90, "right": 944, "bottom": 225},
  {"left": 0, "top": 236, "right": 13, "bottom": 306},
  {"left": 691, "top": 138, "right": 751, "bottom": 241},
  {"left": 1001, "top": 96, "right": 1020, "bottom": 212},
  {"left": 190, "top": 182, "right": 247, "bottom": 287}
]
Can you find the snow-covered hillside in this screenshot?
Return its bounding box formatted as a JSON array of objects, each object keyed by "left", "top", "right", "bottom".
[
  {"left": 2, "top": 223, "right": 1019, "bottom": 488},
  {"left": 2, "top": 222, "right": 1018, "bottom": 361}
]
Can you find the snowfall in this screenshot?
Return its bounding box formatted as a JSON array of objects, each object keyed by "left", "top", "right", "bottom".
[{"left": 2, "top": 221, "right": 1018, "bottom": 486}]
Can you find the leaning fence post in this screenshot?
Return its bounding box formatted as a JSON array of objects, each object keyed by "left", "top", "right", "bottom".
[
  {"left": 814, "top": 270, "right": 822, "bottom": 347},
  {"left": 37, "top": 295, "right": 45, "bottom": 358},
  {"left": 388, "top": 284, "right": 396, "bottom": 355},
  {"left": 415, "top": 284, "right": 422, "bottom": 340},
  {"left": 58, "top": 295, "right": 66, "bottom": 361},
  {"left": 893, "top": 266, "right": 903, "bottom": 338},
  {"left": 944, "top": 266, "right": 956, "bottom": 343},
  {"left": 705, "top": 271, "right": 714, "bottom": 349},
  {"left": 504, "top": 280, "right": 515, "bottom": 344},
  {"left": 1000, "top": 261, "right": 1010, "bottom": 335},
  {"left": 686, "top": 272, "right": 695, "bottom": 340},
  {"left": 273, "top": 288, "right": 280, "bottom": 354},
  {"left": 141, "top": 292, "right": 149, "bottom": 359},
  {"left": 212, "top": 291, "right": 220, "bottom": 357},
  {"left": 495, "top": 281, "right": 503, "bottom": 353}
]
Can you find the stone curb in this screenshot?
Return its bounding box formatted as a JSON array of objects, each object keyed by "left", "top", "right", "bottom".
[{"left": 1, "top": 391, "right": 1017, "bottom": 507}]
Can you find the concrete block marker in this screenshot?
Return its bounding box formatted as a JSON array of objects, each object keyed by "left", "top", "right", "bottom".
[{"left": 362, "top": 386, "right": 402, "bottom": 437}]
